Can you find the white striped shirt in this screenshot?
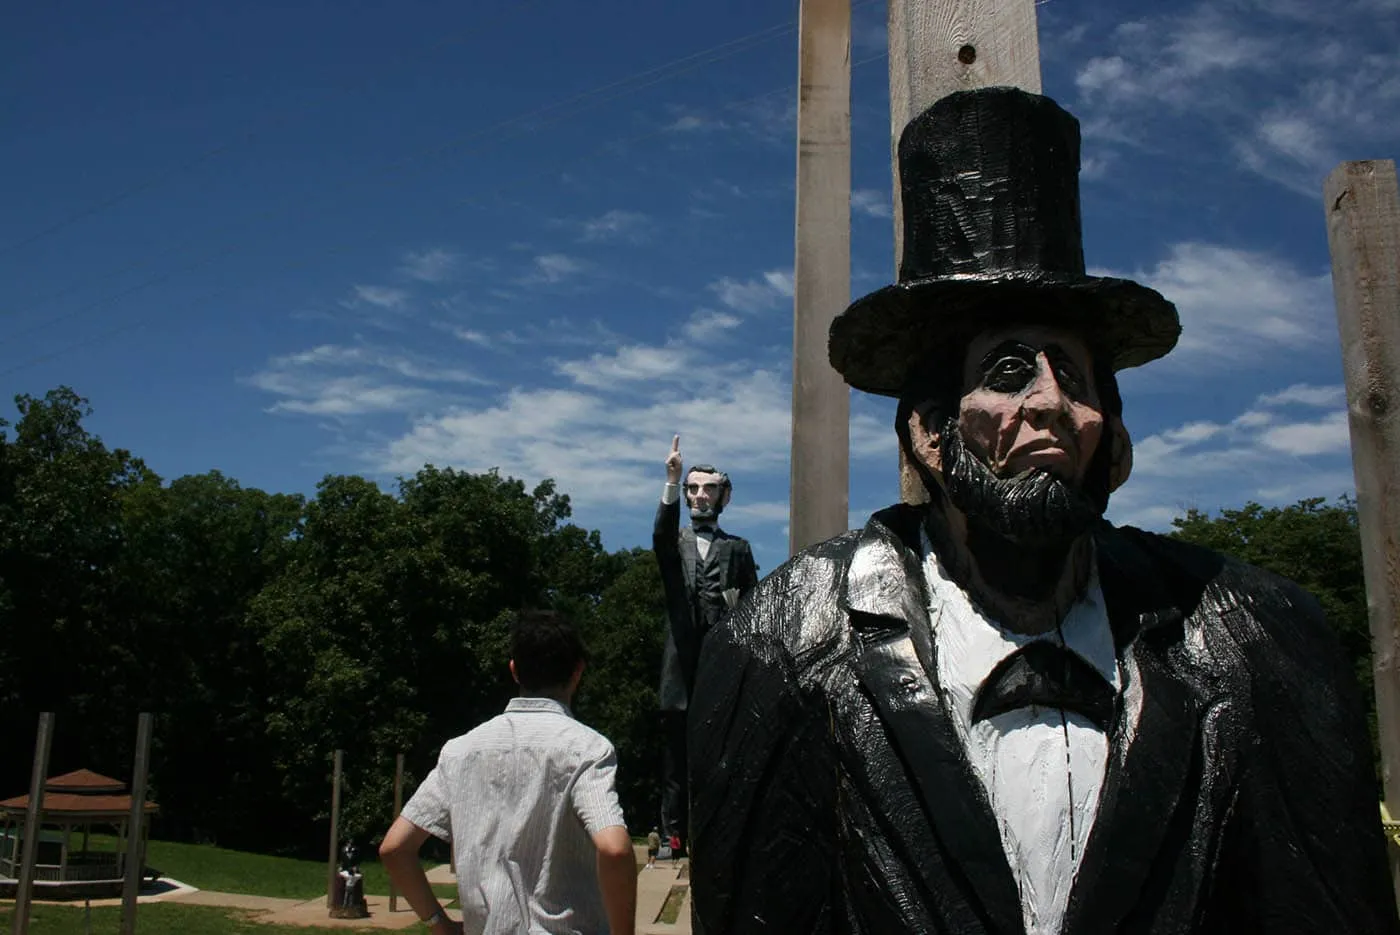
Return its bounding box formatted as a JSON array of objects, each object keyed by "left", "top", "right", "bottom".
[{"left": 402, "top": 697, "right": 627, "bottom": 935}]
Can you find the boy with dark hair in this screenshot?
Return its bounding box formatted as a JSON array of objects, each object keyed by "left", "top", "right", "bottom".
[{"left": 380, "top": 609, "right": 636, "bottom": 935}]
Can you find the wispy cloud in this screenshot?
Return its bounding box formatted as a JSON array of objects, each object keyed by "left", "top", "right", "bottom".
[
  {"left": 682, "top": 309, "right": 742, "bottom": 342},
  {"left": 556, "top": 345, "right": 692, "bottom": 389},
  {"left": 245, "top": 342, "right": 486, "bottom": 417},
  {"left": 398, "top": 248, "right": 462, "bottom": 284},
  {"left": 346, "top": 285, "right": 409, "bottom": 311},
  {"left": 1107, "top": 382, "right": 1354, "bottom": 528},
  {"left": 851, "top": 189, "right": 893, "bottom": 219},
  {"left": 578, "top": 209, "right": 652, "bottom": 243},
  {"left": 709, "top": 269, "right": 794, "bottom": 313},
  {"left": 1067, "top": 2, "right": 1400, "bottom": 195},
  {"left": 1096, "top": 242, "right": 1333, "bottom": 370}
]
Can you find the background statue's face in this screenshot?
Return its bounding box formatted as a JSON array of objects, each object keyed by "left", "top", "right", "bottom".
[
  {"left": 685, "top": 470, "right": 729, "bottom": 520},
  {"left": 955, "top": 324, "right": 1105, "bottom": 484}
]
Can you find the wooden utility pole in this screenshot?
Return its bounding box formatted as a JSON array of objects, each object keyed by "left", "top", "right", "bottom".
[
  {"left": 1323, "top": 159, "right": 1400, "bottom": 909},
  {"left": 889, "top": 0, "right": 1042, "bottom": 502},
  {"left": 789, "top": 0, "right": 851, "bottom": 555},
  {"left": 12, "top": 713, "right": 54, "bottom": 935},
  {"left": 119, "top": 713, "right": 154, "bottom": 935},
  {"left": 389, "top": 753, "right": 405, "bottom": 912},
  {"left": 326, "top": 749, "right": 343, "bottom": 909}
]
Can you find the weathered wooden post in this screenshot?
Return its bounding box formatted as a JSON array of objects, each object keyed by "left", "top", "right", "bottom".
[
  {"left": 119, "top": 712, "right": 154, "bottom": 935},
  {"left": 389, "top": 753, "right": 404, "bottom": 913},
  {"left": 325, "top": 749, "right": 343, "bottom": 909},
  {"left": 12, "top": 713, "right": 54, "bottom": 935},
  {"left": 789, "top": 0, "right": 851, "bottom": 555},
  {"left": 889, "top": 0, "right": 1042, "bottom": 502},
  {"left": 1323, "top": 159, "right": 1400, "bottom": 910}
]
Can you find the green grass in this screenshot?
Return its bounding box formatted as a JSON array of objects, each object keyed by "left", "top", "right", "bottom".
[
  {"left": 656, "top": 885, "right": 687, "bottom": 925},
  {"left": 85, "top": 835, "right": 456, "bottom": 902},
  {"left": 0, "top": 902, "right": 399, "bottom": 935}
]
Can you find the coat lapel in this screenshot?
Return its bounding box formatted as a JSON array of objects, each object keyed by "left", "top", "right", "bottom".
[
  {"left": 844, "top": 507, "right": 1026, "bottom": 935},
  {"left": 679, "top": 527, "right": 698, "bottom": 592},
  {"left": 1061, "top": 531, "right": 1210, "bottom": 934}
]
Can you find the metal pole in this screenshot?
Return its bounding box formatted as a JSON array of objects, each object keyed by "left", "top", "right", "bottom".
[
  {"left": 119, "top": 713, "right": 154, "bottom": 935},
  {"left": 12, "top": 712, "right": 55, "bottom": 935}
]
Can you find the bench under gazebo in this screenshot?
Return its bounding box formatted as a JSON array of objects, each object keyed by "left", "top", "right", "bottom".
[{"left": 0, "top": 768, "right": 159, "bottom": 900}]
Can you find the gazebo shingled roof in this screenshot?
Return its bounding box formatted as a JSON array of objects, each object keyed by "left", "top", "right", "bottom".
[{"left": 0, "top": 769, "right": 158, "bottom": 816}]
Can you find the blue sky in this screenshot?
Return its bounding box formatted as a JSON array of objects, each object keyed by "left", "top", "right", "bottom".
[{"left": 3, "top": 0, "right": 1397, "bottom": 574}]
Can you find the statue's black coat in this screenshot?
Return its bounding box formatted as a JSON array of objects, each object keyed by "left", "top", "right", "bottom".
[{"left": 689, "top": 504, "right": 1399, "bottom": 935}]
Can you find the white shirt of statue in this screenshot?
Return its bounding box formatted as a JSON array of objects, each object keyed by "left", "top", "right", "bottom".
[{"left": 924, "top": 531, "right": 1124, "bottom": 935}]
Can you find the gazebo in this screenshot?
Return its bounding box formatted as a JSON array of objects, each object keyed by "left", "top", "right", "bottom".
[{"left": 0, "top": 768, "right": 159, "bottom": 899}]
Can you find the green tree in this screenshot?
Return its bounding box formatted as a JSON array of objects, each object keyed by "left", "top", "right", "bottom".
[
  {"left": 0, "top": 388, "right": 158, "bottom": 799},
  {"left": 574, "top": 548, "right": 667, "bottom": 831}
]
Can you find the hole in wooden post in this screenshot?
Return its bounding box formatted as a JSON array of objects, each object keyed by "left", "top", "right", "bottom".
[{"left": 957, "top": 44, "right": 977, "bottom": 65}]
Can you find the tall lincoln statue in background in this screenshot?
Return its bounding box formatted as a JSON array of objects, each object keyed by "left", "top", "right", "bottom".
[
  {"left": 653, "top": 434, "right": 757, "bottom": 851},
  {"left": 687, "top": 87, "right": 1399, "bottom": 934}
]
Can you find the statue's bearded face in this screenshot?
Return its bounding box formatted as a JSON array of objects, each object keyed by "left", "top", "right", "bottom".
[
  {"left": 685, "top": 470, "right": 729, "bottom": 521},
  {"left": 956, "top": 325, "right": 1105, "bottom": 486},
  {"left": 909, "top": 325, "right": 1119, "bottom": 545}
]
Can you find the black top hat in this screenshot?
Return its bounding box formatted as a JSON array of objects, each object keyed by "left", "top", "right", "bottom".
[{"left": 829, "top": 87, "right": 1181, "bottom": 397}]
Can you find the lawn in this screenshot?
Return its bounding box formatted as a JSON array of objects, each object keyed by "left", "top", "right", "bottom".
[
  {"left": 0, "top": 902, "right": 390, "bottom": 935},
  {"left": 87, "top": 834, "right": 456, "bottom": 902}
]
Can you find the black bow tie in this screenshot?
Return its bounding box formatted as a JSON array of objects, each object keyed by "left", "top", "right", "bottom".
[
  {"left": 694, "top": 525, "right": 717, "bottom": 537},
  {"left": 971, "top": 640, "right": 1117, "bottom": 731}
]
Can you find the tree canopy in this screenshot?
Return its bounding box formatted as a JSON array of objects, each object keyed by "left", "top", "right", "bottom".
[{"left": 0, "top": 387, "right": 665, "bottom": 854}]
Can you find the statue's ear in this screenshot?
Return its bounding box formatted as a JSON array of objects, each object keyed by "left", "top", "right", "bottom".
[
  {"left": 906, "top": 403, "right": 943, "bottom": 475},
  {"left": 1107, "top": 414, "right": 1133, "bottom": 493},
  {"left": 720, "top": 486, "right": 732, "bottom": 509}
]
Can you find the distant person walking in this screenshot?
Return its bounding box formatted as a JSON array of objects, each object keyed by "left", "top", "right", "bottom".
[
  {"left": 380, "top": 610, "right": 637, "bottom": 935},
  {"left": 646, "top": 828, "right": 661, "bottom": 869}
]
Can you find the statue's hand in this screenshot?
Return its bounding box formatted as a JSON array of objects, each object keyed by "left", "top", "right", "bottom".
[{"left": 665, "top": 434, "right": 683, "bottom": 484}]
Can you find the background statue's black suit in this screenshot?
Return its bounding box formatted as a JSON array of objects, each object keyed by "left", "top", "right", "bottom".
[
  {"left": 689, "top": 504, "right": 1399, "bottom": 935},
  {"left": 653, "top": 496, "right": 757, "bottom": 839}
]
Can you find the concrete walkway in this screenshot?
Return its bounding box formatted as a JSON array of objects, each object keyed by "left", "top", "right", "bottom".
[{"left": 11, "top": 846, "right": 694, "bottom": 930}]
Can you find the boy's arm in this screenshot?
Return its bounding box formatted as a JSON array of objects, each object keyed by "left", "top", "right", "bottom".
[
  {"left": 592, "top": 825, "right": 637, "bottom": 935},
  {"left": 378, "top": 817, "right": 462, "bottom": 935}
]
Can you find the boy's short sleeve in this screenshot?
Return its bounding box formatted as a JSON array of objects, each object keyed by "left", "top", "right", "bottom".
[
  {"left": 572, "top": 745, "right": 626, "bottom": 836},
  {"left": 400, "top": 762, "right": 452, "bottom": 842}
]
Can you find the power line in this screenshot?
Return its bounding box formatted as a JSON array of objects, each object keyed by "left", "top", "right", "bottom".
[
  {"left": 0, "top": 47, "right": 888, "bottom": 380},
  {"left": 1, "top": 15, "right": 801, "bottom": 325}
]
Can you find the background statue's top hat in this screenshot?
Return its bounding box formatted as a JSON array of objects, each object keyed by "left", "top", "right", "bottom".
[{"left": 829, "top": 86, "right": 1181, "bottom": 397}]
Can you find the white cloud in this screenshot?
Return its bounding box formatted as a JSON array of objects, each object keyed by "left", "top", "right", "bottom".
[
  {"left": 245, "top": 342, "right": 485, "bottom": 418},
  {"left": 682, "top": 309, "right": 743, "bottom": 341},
  {"left": 399, "top": 249, "right": 461, "bottom": 283},
  {"left": 1107, "top": 383, "right": 1354, "bottom": 529},
  {"left": 851, "top": 189, "right": 893, "bottom": 219},
  {"left": 1257, "top": 383, "right": 1347, "bottom": 408},
  {"left": 665, "top": 114, "right": 730, "bottom": 133},
  {"left": 709, "top": 269, "right": 794, "bottom": 313},
  {"left": 1099, "top": 242, "right": 1333, "bottom": 369},
  {"left": 1067, "top": 3, "right": 1400, "bottom": 195},
  {"left": 528, "top": 254, "right": 585, "bottom": 284},
  {"left": 557, "top": 345, "right": 691, "bottom": 388},
  {"left": 347, "top": 285, "right": 409, "bottom": 310},
  {"left": 578, "top": 209, "right": 651, "bottom": 243}
]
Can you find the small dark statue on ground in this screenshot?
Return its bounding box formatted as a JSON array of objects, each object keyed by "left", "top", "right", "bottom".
[
  {"left": 330, "top": 839, "right": 369, "bottom": 919},
  {"left": 687, "top": 87, "right": 1400, "bottom": 935},
  {"left": 654, "top": 434, "right": 758, "bottom": 851}
]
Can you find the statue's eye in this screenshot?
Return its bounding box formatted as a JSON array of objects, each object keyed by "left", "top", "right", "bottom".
[{"left": 984, "top": 356, "right": 1034, "bottom": 392}]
